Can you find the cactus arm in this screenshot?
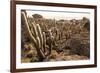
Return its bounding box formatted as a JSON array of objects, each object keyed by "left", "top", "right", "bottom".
[
  {"left": 36, "top": 36, "right": 46, "bottom": 59},
  {"left": 43, "top": 32, "right": 46, "bottom": 52},
  {"left": 43, "top": 32, "right": 48, "bottom": 55},
  {"left": 36, "top": 36, "right": 41, "bottom": 50},
  {"left": 31, "top": 22, "right": 46, "bottom": 59},
  {"left": 36, "top": 24, "right": 44, "bottom": 51},
  {"left": 27, "top": 20, "right": 35, "bottom": 37},
  {"left": 21, "top": 11, "right": 52, "bottom": 61},
  {"left": 21, "top": 12, "right": 37, "bottom": 46},
  {"left": 31, "top": 22, "right": 38, "bottom": 38},
  {"left": 31, "top": 20, "right": 46, "bottom": 59}
]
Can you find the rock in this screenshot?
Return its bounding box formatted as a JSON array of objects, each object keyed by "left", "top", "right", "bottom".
[
  {"left": 80, "top": 43, "right": 90, "bottom": 57},
  {"left": 66, "top": 38, "right": 90, "bottom": 57}
]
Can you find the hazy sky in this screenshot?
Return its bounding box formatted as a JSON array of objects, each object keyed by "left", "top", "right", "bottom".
[{"left": 26, "top": 9, "right": 90, "bottom": 20}]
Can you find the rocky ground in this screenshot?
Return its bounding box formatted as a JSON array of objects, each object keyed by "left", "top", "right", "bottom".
[
  {"left": 21, "top": 13, "right": 90, "bottom": 63},
  {"left": 21, "top": 43, "right": 89, "bottom": 63}
]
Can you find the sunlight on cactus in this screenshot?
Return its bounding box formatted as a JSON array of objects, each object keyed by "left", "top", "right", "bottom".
[
  {"left": 21, "top": 10, "right": 90, "bottom": 62},
  {"left": 21, "top": 11, "right": 51, "bottom": 61}
]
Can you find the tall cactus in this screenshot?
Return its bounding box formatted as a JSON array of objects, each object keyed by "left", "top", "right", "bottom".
[{"left": 21, "top": 11, "right": 51, "bottom": 61}]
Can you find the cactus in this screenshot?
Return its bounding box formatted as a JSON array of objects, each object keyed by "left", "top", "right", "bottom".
[{"left": 21, "top": 11, "right": 51, "bottom": 61}]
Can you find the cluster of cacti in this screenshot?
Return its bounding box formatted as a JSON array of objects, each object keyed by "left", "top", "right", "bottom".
[
  {"left": 21, "top": 11, "right": 51, "bottom": 61},
  {"left": 21, "top": 11, "right": 90, "bottom": 62}
]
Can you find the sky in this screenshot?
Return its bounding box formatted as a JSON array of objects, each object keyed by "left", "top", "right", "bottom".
[{"left": 26, "top": 9, "right": 90, "bottom": 20}]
